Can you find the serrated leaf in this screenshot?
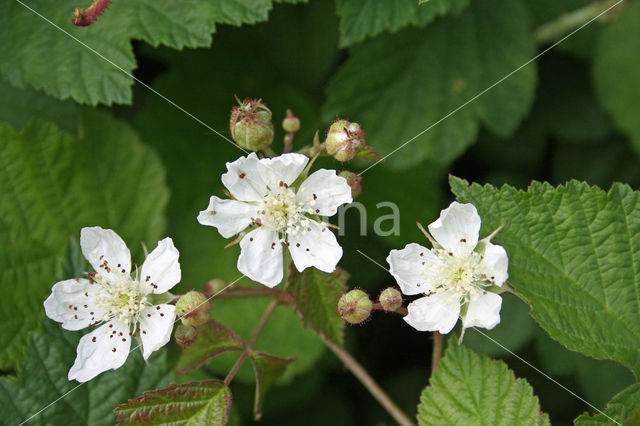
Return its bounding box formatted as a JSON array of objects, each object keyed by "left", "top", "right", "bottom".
[
  {"left": 115, "top": 380, "right": 232, "bottom": 426},
  {"left": 594, "top": 0, "right": 640, "bottom": 154},
  {"left": 335, "top": 0, "right": 469, "bottom": 47},
  {"left": 0, "top": 111, "right": 168, "bottom": 369},
  {"left": 324, "top": 0, "right": 536, "bottom": 169},
  {"left": 286, "top": 266, "right": 348, "bottom": 345},
  {"left": 418, "top": 341, "right": 549, "bottom": 425},
  {"left": 450, "top": 176, "right": 640, "bottom": 377},
  {"left": 574, "top": 383, "right": 640, "bottom": 425},
  {"left": 249, "top": 351, "right": 295, "bottom": 420},
  {"left": 176, "top": 320, "right": 246, "bottom": 374},
  {"left": 0, "top": 321, "right": 175, "bottom": 425},
  {"left": 0, "top": 0, "right": 275, "bottom": 105}
]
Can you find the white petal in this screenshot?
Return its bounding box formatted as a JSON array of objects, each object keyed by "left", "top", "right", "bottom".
[
  {"left": 197, "top": 196, "right": 257, "bottom": 238},
  {"left": 296, "top": 169, "right": 353, "bottom": 217},
  {"left": 43, "top": 278, "right": 105, "bottom": 330},
  {"left": 404, "top": 292, "right": 460, "bottom": 334},
  {"left": 68, "top": 320, "right": 131, "bottom": 382},
  {"left": 288, "top": 219, "right": 342, "bottom": 273},
  {"left": 140, "top": 238, "right": 181, "bottom": 294},
  {"left": 238, "top": 228, "right": 283, "bottom": 287},
  {"left": 258, "top": 153, "right": 308, "bottom": 189},
  {"left": 221, "top": 153, "right": 268, "bottom": 202},
  {"left": 80, "top": 227, "right": 131, "bottom": 281},
  {"left": 479, "top": 242, "right": 509, "bottom": 287},
  {"left": 138, "top": 304, "right": 176, "bottom": 360},
  {"left": 464, "top": 290, "right": 502, "bottom": 330},
  {"left": 428, "top": 201, "right": 481, "bottom": 256},
  {"left": 387, "top": 243, "right": 439, "bottom": 296}
]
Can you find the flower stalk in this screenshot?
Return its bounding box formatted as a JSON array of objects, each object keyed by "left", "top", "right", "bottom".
[{"left": 431, "top": 331, "right": 443, "bottom": 373}]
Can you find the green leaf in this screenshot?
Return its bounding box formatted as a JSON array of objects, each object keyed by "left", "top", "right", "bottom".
[
  {"left": 418, "top": 341, "right": 549, "bottom": 425},
  {"left": 286, "top": 266, "right": 348, "bottom": 345},
  {"left": 324, "top": 0, "right": 536, "bottom": 169},
  {"left": 0, "top": 321, "right": 175, "bottom": 425},
  {"left": 115, "top": 380, "right": 232, "bottom": 426},
  {"left": 0, "top": 111, "right": 168, "bottom": 369},
  {"left": 249, "top": 351, "right": 295, "bottom": 420},
  {"left": 0, "top": 0, "right": 276, "bottom": 105},
  {"left": 594, "top": 0, "right": 640, "bottom": 154},
  {"left": 176, "top": 320, "right": 246, "bottom": 374},
  {"left": 574, "top": 383, "right": 640, "bottom": 425},
  {"left": 335, "top": 0, "right": 469, "bottom": 47},
  {"left": 450, "top": 176, "right": 640, "bottom": 378}
]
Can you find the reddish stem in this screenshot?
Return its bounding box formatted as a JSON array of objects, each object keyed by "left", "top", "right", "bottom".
[{"left": 72, "top": 0, "right": 113, "bottom": 26}]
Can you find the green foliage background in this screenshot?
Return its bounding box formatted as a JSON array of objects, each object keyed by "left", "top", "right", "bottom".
[{"left": 1, "top": 0, "right": 640, "bottom": 424}]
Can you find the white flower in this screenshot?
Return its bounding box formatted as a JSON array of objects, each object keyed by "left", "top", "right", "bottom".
[
  {"left": 44, "top": 227, "right": 181, "bottom": 382},
  {"left": 198, "top": 152, "right": 352, "bottom": 287},
  {"left": 386, "top": 202, "right": 508, "bottom": 334}
]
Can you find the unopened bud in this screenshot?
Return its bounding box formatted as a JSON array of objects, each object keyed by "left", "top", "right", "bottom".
[
  {"left": 379, "top": 287, "right": 402, "bottom": 312},
  {"left": 230, "top": 98, "right": 274, "bottom": 151},
  {"left": 337, "top": 289, "right": 372, "bottom": 324},
  {"left": 282, "top": 109, "right": 301, "bottom": 133},
  {"left": 325, "top": 119, "right": 366, "bottom": 162},
  {"left": 204, "top": 278, "right": 227, "bottom": 298},
  {"left": 338, "top": 171, "right": 362, "bottom": 198},
  {"left": 175, "top": 324, "right": 198, "bottom": 348},
  {"left": 176, "top": 291, "right": 210, "bottom": 327}
]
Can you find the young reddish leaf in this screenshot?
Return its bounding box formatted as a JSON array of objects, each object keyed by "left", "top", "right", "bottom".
[
  {"left": 176, "top": 320, "right": 245, "bottom": 374},
  {"left": 249, "top": 351, "right": 295, "bottom": 420},
  {"left": 287, "top": 266, "right": 349, "bottom": 345},
  {"left": 115, "top": 380, "right": 231, "bottom": 426},
  {"left": 355, "top": 144, "right": 384, "bottom": 162}
]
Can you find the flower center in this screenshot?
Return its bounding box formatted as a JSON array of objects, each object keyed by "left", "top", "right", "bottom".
[
  {"left": 257, "top": 184, "right": 306, "bottom": 234},
  {"left": 428, "top": 249, "right": 488, "bottom": 304},
  {"left": 94, "top": 272, "right": 149, "bottom": 324}
]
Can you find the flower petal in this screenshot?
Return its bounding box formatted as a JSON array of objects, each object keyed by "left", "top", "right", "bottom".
[
  {"left": 221, "top": 153, "right": 268, "bottom": 202},
  {"left": 140, "top": 238, "right": 181, "bottom": 294},
  {"left": 138, "top": 304, "right": 176, "bottom": 360},
  {"left": 43, "top": 278, "right": 105, "bottom": 330},
  {"left": 197, "top": 196, "right": 257, "bottom": 238},
  {"left": 387, "top": 243, "right": 439, "bottom": 296},
  {"left": 80, "top": 226, "right": 131, "bottom": 281},
  {"left": 288, "top": 219, "right": 342, "bottom": 273},
  {"left": 428, "top": 202, "right": 481, "bottom": 256},
  {"left": 479, "top": 242, "right": 509, "bottom": 287},
  {"left": 464, "top": 290, "right": 502, "bottom": 330},
  {"left": 238, "top": 228, "right": 283, "bottom": 287},
  {"left": 296, "top": 169, "right": 353, "bottom": 217},
  {"left": 404, "top": 292, "right": 460, "bottom": 334},
  {"left": 68, "top": 319, "right": 131, "bottom": 382},
  {"left": 258, "top": 153, "right": 308, "bottom": 189}
]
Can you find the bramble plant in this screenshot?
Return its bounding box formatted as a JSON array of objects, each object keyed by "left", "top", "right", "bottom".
[{"left": 2, "top": 1, "right": 640, "bottom": 425}]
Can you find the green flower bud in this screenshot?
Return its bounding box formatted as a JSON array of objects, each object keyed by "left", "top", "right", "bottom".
[
  {"left": 282, "top": 109, "right": 301, "bottom": 133},
  {"left": 338, "top": 171, "right": 363, "bottom": 198},
  {"left": 378, "top": 287, "right": 402, "bottom": 312},
  {"left": 176, "top": 291, "right": 210, "bottom": 327},
  {"left": 204, "top": 278, "right": 227, "bottom": 298},
  {"left": 325, "top": 119, "right": 366, "bottom": 162},
  {"left": 337, "top": 289, "right": 372, "bottom": 324},
  {"left": 229, "top": 98, "right": 274, "bottom": 151},
  {"left": 175, "top": 324, "right": 198, "bottom": 348}
]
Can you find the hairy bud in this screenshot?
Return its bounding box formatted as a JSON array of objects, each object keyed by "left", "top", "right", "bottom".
[
  {"left": 175, "top": 324, "right": 198, "bottom": 348},
  {"left": 325, "top": 119, "right": 366, "bottom": 162},
  {"left": 230, "top": 98, "right": 274, "bottom": 151},
  {"left": 338, "top": 171, "right": 363, "bottom": 198},
  {"left": 337, "top": 289, "right": 373, "bottom": 324},
  {"left": 176, "top": 291, "right": 210, "bottom": 327},
  {"left": 379, "top": 287, "right": 402, "bottom": 312},
  {"left": 203, "top": 278, "right": 227, "bottom": 298},
  {"left": 282, "top": 109, "right": 301, "bottom": 133}
]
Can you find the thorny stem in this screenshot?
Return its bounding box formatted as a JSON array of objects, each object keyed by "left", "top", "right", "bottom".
[
  {"left": 371, "top": 302, "right": 408, "bottom": 316},
  {"left": 323, "top": 336, "right": 415, "bottom": 426},
  {"left": 431, "top": 332, "right": 443, "bottom": 373},
  {"left": 72, "top": 0, "right": 113, "bottom": 26},
  {"left": 534, "top": 0, "right": 623, "bottom": 45}
]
